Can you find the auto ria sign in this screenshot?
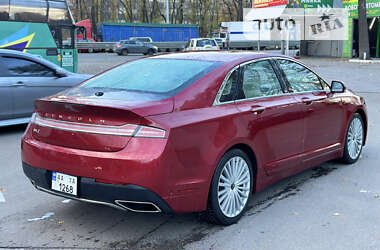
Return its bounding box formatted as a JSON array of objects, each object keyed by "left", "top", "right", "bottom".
[{"left": 243, "top": 8, "right": 349, "bottom": 40}]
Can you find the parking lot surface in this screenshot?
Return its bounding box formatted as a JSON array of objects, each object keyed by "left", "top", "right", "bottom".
[{"left": 1, "top": 53, "right": 380, "bottom": 249}]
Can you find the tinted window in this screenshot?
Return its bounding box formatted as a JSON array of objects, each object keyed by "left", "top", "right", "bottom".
[
  {"left": 9, "top": 0, "right": 47, "bottom": 22},
  {"left": 277, "top": 59, "right": 323, "bottom": 92},
  {"left": 0, "top": 0, "right": 9, "bottom": 21},
  {"left": 219, "top": 69, "right": 239, "bottom": 103},
  {"left": 196, "top": 39, "right": 216, "bottom": 47},
  {"left": 48, "top": 0, "right": 71, "bottom": 25},
  {"left": 81, "top": 58, "right": 219, "bottom": 94},
  {"left": 3, "top": 57, "right": 55, "bottom": 77},
  {"left": 240, "top": 60, "right": 283, "bottom": 99}
]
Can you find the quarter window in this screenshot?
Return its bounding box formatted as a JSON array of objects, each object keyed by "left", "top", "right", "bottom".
[
  {"left": 219, "top": 69, "right": 239, "bottom": 103},
  {"left": 277, "top": 59, "right": 323, "bottom": 92},
  {"left": 240, "top": 60, "right": 283, "bottom": 99},
  {"left": 3, "top": 57, "right": 55, "bottom": 77}
]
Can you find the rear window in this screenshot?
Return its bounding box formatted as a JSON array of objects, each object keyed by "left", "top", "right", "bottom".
[
  {"left": 196, "top": 39, "right": 216, "bottom": 47},
  {"left": 80, "top": 58, "right": 220, "bottom": 94}
]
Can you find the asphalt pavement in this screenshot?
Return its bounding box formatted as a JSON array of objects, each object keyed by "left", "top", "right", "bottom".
[{"left": 1, "top": 53, "right": 380, "bottom": 249}]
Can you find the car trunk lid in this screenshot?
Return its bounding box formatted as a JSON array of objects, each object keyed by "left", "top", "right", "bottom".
[{"left": 31, "top": 91, "right": 173, "bottom": 152}]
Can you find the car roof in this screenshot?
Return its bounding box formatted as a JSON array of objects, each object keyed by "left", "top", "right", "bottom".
[{"left": 155, "top": 51, "right": 291, "bottom": 64}]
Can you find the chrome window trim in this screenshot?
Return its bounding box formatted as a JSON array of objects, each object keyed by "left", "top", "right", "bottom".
[
  {"left": 233, "top": 90, "right": 328, "bottom": 103},
  {"left": 213, "top": 64, "right": 240, "bottom": 106},
  {"left": 272, "top": 56, "right": 331, "bottom": 89},
  {"left": 213, "top": 56, "right": 331, "bottom": 107},
  {"left": 213, "top": 57, "right": 283, "bottom": 106}
]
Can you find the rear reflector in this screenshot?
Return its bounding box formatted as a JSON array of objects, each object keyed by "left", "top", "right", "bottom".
[{"left": 32, "top": 114, "right": 166, "bottom": 138}]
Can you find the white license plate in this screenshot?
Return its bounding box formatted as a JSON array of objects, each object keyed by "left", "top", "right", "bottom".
[{"left": 52, "top": 172, "right": 78, "bottom": 196}]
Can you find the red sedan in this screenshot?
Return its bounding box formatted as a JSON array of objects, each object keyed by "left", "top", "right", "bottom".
[{"left": 21, "top": 52, "right": 367, "bottom": 225}]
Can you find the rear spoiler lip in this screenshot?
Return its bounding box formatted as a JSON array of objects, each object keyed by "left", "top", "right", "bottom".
[{"left": 34, "top": 96, "right": 174, "bottom": 118}]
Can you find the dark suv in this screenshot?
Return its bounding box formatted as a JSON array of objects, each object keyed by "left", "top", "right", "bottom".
[{"left": 115, "top": 40, "right": 158, "bottom": 56}]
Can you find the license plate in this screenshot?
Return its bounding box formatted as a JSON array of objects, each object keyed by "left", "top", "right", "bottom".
[{"left": 52, "top": 172, "right": 78, "bottom": 196}]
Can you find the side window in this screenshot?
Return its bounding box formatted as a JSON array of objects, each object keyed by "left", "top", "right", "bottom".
[
  {"left": 240, "top": 60, "right": 283, "bottom": 99},
  {"left": 277, "top": 59, "right": 323, "bottom": 92},
  {"left": 219, "top": 69, "right": 239, "bottom": 103},
  {"left": 2, "top": 57, "right": 55, "bottom": 77}
]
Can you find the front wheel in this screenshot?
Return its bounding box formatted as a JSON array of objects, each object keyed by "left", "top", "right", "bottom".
[
  {"left": 204, "top": 149, "right": 253, "bottom": 225},
  {"left": 341, "top": 113, "right": 364, "bottom": 164}
]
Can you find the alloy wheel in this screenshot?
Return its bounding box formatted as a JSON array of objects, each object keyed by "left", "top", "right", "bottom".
[
  {"left": 347, "top": 117, "right": 364, "bottom": 160},
  {"left": 217, "top": 156, "right": 251, "bottom": 218}
]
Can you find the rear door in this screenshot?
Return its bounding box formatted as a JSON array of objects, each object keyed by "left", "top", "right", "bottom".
[
  {"left": 276, "top": 59, "right": 345, "bottom": 157},
  {"left": 234, "top": 59, "right": 305, "bottom": 175},
  {"left": 0, "top": 55, "right": 13, "bottom": 121},
  {"left": 2, "top": 56, "right": 67, "bottom": 118}
]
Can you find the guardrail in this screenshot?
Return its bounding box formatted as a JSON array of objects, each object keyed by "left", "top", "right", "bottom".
[{"left": 76, "top": 41, "right": 188, "bottom": 53}]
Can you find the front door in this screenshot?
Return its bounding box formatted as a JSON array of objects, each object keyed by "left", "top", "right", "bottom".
[
  {"left": 276, "top": 59, "right": 345, "bottom": 158},
  {"left": 60, "top": 27, "right": 77, "bottom": 72}
]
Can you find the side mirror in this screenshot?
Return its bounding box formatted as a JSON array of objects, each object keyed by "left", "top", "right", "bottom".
[
  {"left": 331, "top": 80, "right": 345, "bottom": 93},
  {"left": 55, "top": 68, "right": 67, "bottom": 78}
]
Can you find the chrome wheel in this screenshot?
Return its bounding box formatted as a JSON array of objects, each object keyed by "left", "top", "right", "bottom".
[
  {"left": 347, "top": 117, "right": 364, "bottom": 160},
  {"left": 217, "top": 156, "right": 251, "bottom": 218}
]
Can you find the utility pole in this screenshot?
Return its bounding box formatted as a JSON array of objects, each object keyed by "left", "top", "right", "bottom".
[
  {"left": 358, "top": 0, "right": 370, "bottom": 59},
  {"left": 166, "top": 0, "right": 169, "bottom": 24}
]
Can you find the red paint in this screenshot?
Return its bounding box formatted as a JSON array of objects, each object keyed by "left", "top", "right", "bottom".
[
  {"left": 253, "top": 0, "right": 288, "bottom": 8},
  {"left": 21, "top": 52, "right": 368, "bottom": 213}
]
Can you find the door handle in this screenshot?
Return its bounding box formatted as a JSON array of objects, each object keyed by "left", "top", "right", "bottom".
[
  {"left": 11, "top": 81, "right": 25, "bottom": 87},
  {"left": 251, "top": 106, "right": 266, "bottom": 115},
  {"left": 301, "top": 97, "right": 313, "bottom": 105}
]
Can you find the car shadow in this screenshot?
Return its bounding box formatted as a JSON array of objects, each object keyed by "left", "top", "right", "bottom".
[{"left": 35, "top": 161, "right": 343, "bottom": 249}]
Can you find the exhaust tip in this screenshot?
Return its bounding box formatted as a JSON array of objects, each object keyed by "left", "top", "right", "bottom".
[{"left": 115, "top": 200, "right": 161, "bottom": 213}]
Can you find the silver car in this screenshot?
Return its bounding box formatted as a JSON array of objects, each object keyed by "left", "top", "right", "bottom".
[
  {"left": 115, "top": 40, "right": 158, "bottom": 56},
  {"left": 0, "top": 49, "right": 91, "bottom": 127}
]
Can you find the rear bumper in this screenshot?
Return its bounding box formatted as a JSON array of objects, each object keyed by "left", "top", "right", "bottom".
[{"left": 22, "top": 162, "right": 173, "bottom": 213}]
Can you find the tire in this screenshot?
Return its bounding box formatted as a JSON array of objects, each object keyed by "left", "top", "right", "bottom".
[
  {"left": 121, "top": 49, "right": 128, "bottom": 56},
  {"left": 204, "top": 149, "right": 254, "bottom": 225},
  {"left": 148, "top": 49, "right": 154, "bottom": 55},
  {"left": 341, "top": 113, "right": 364, "bottom": 164}
]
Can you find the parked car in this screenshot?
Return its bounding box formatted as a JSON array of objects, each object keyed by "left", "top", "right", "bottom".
[
  {"left": 215, "top": 38, "right": 224, "bottom": 47},
  {"left": 22, "top": 52, "right": 367, "bottom": 225},
  {"left": 129, "top": 37, "right": 153, "bottom": 43},
  {"left": 115, "top": 40, "right": 158, "bottom": 56},
  {"left": 0, "top": 49, "right": 91, "bottom": 127},
  {"left": 185, "top": 38, "right": 220, "bottom": 51}
]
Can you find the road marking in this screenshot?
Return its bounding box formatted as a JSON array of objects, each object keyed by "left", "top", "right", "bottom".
[
  {"left": 27, "top": 212, "right": 55, "bottom": 222},
  {"left": 0, "top": 191, "right": 5, "bottom": 202},
  {"left": 62, "top": 199, "right": 71, "bottom": 204}
]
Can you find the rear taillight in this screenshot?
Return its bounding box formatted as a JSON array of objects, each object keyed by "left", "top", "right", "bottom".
[
  {"left": 117, "top": 44, "right": 122, "bottom": 48},
  {"left": 135, "top": 126, "right": 166, "bottom": 138},
  {"left": 31, "top": 114, "right": 166, "bottom": 138}
]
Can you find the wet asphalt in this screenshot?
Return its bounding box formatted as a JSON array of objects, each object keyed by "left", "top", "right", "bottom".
[{"left": 1, "top": 53, "right": 380, "bottom": 249}]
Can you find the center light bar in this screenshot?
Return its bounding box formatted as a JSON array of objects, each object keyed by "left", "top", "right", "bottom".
[{"left": 31, "top": 114, "right": 166, "bottom": 138}]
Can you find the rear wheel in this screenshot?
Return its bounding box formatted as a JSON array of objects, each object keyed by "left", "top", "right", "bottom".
[
  {"left": 341, "top": 113, "right": 364, "bottom": 164},
  {"left": 121, "top": 49, "right": 128, "bottom": 56},
  {"left": 204, "top": 149, "right": 253, "bottom": 225}
]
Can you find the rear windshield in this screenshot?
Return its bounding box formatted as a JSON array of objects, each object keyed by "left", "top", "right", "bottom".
[
  {"left": 196, "top": 39, "right": 216, "bottom": 47},
  {"left": 80, "top": 58, "right": 219, "bottom": 94}
]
